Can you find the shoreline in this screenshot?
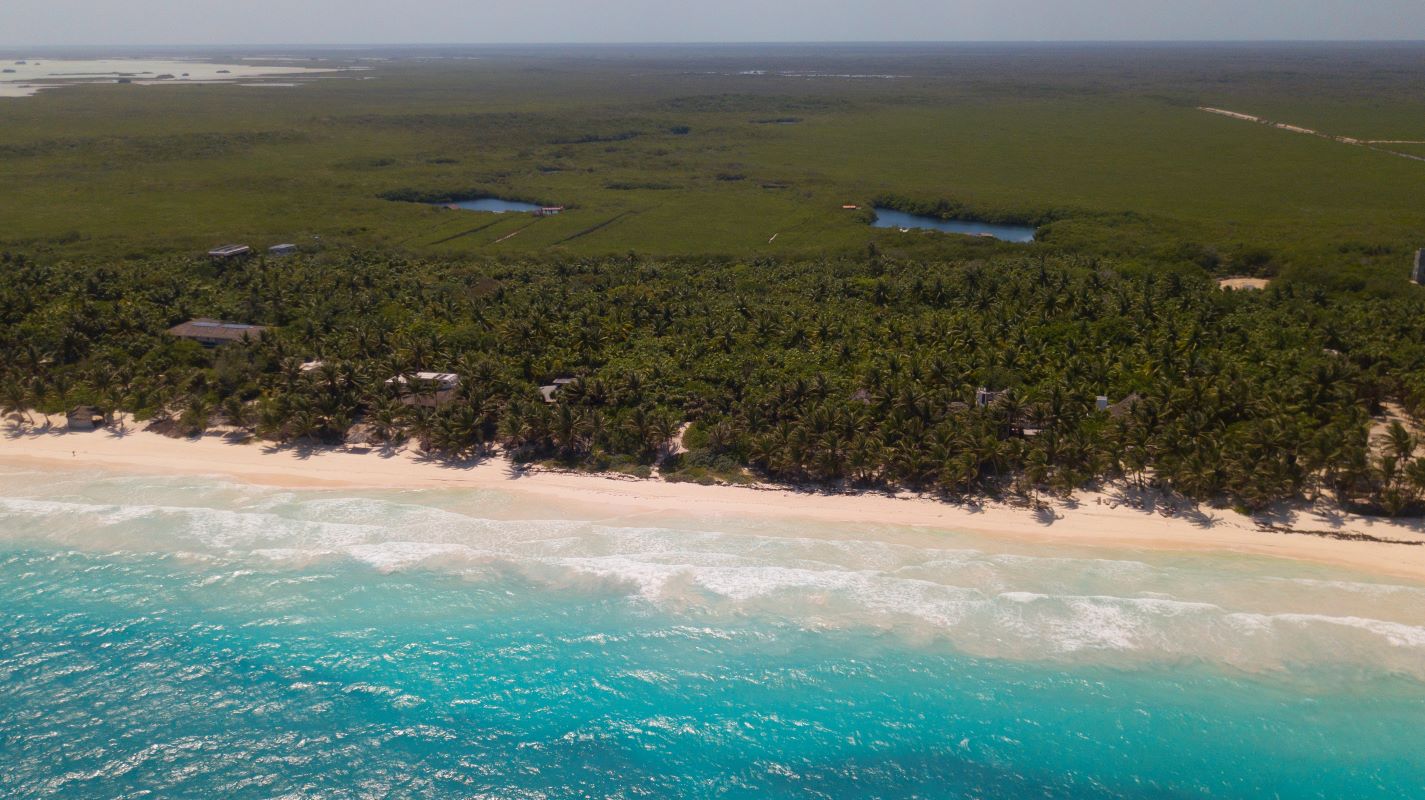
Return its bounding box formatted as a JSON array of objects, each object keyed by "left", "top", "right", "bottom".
[{"left": 4, "top": 418, "right": 1425, "bottom": 582}]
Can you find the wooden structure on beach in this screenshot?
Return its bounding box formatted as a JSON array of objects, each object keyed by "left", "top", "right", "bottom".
[
  {"left": 167, "top": 318, "right": 267, "bottom": 347},
  {"left": 66, "top": 406, "right": 102, "bottom": 431},
  {"left": 386, "top": 372, "right": 460, "bottom": 407}
]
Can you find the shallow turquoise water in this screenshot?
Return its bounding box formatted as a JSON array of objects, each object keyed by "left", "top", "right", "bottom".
[{"left": 2, "top": 468, "right": 1424, "bottom": 798}]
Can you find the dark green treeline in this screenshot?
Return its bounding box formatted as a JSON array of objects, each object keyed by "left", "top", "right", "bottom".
[{"left": 5, "top": 250, "right": 1425, "bottom": 515}]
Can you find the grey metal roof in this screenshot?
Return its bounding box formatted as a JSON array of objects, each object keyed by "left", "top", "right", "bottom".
[{"left": 167, "top": 318, "right": 267, "bottom": 341}]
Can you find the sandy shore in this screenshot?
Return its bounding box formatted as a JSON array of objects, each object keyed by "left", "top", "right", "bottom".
[{"left": 4, "top": 417, "right": 1425, "bottom": 581}]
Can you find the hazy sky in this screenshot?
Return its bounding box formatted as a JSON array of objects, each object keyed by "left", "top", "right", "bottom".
[{"left": 7, "top": 0, "right": 1425, "bottom": 46}]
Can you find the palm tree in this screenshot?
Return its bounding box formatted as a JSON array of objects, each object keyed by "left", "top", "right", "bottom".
[
  {"left": 551, "top": 405, "right": 583, "bottom": 457},
  {"left": 369, "top": 400, "right": 407, "bottom": 446},
  {"left": 220, "top": 396, "right": 254, "bottom": 431},
  {"left": 0, "top": 379, "right": 34, "bottom": 427},
  {"left": 1384, "top": 420, "right": 1416, "bottom": 463},
  {"left": 651, "top": 412, "right": 683, "bottom": 461},
  {"left": 180, "top": 395, "right": 213, "bottom": 437}
]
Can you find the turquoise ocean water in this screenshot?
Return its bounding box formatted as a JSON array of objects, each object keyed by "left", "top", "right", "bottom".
[{"left": 2, "top": 466, "right": 1424, "bottom": 798}]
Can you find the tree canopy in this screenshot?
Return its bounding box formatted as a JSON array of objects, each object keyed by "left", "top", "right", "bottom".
[{"left": 5, "top": 249, "right": 1425, "bottom": 514}]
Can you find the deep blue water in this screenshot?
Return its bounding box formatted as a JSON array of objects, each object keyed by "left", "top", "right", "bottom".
[
  {"left": 871, "top": 208, "right": 1036, "bottom": 242},
  {"left": 2, "top": 470, "right": 1425, "bottom": 798},
  {"left": 440, "top": 198, "right": 542, "bottom": 213}
]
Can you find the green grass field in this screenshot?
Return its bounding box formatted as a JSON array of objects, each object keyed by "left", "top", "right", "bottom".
[{"left": 3, "top": 43, "right": 1424, "bottom": 289}]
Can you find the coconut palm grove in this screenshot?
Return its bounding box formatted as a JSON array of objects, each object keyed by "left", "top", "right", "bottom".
[{"left": 5, "top": 248, "right": 1425, "bottom": 516}]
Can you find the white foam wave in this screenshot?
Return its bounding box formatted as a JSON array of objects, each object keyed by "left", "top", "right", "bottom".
[{"left": 5, "top": 483, "right": 1425, "bottom": 674}]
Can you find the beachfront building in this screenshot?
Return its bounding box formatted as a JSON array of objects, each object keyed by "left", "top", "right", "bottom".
[
  {"left": 207, "top": 244, "right": 252, "bottom": 260},
  {"left": 386, "top": 372, "right": 460, "bottom": 407},
  {"left": 166, "top": 319, "right": 267, "bottom": 347},
  {"left": 66, "top": 406, "right": 102, "bottom": 431}
]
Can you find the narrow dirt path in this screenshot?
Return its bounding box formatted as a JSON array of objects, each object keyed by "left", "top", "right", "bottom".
[{"left": 1199, "top": 106, "right": 1425, "bottom": 163}]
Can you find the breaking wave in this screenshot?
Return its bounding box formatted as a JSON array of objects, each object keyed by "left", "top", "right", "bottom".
[{"left": 3, "top": 470, "right": 1424, "bottom": 678}]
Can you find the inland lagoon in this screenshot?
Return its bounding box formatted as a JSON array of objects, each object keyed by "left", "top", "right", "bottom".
[
  {"left": 440, "top": 198, "right": 543, "bottom": 213},
  {"left": 872, "top": 207, "right": 1037, "bottom": 242},
  {"left": 2, "top": 465, "right": 1423, "bottom": 799}
]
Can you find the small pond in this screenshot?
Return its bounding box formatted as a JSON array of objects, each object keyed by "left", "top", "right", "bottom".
[
  {"left": 871, "top": 207, "right": 1035, "bottom": 242},
  {"left": 440, "top": 198, "right": 542, "bottom": 213}
]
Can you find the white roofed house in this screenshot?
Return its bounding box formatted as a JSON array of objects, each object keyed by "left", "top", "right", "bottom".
[
  {"left": 386, "top": 372, "right": 460, "bottom": 407},
  {"left": 539, "top": 376, "right": 578, "bottom": 404},
  {"left": 207, "top": 244, "right": 253, "bottom": 260}
]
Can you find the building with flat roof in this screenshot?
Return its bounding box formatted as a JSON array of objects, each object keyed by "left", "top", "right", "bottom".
[
  {"left": 167, "top": 318, "right": 267, "bottom": 346},
  {"left": 386, "top": 372, "right": 460, "bottom": 407},
  {"left": 208, "top": 244, "right": 252, "bottom": 260}
]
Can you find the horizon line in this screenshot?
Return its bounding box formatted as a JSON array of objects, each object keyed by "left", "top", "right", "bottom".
[{"left": 3, "top": 38, "right": 1425, "bottom": 50}]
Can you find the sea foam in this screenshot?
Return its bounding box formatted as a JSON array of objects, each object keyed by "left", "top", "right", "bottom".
[{"left": 3, "top": 470, "right": 1425, "bottom": 677}]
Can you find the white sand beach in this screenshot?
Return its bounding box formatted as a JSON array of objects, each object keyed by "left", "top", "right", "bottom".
[{"left": 4, "top": 415, "right": 1425, "bottom": 582}]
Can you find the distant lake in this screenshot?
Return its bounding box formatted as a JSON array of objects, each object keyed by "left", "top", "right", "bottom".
[
  {"left": 441, "top": 198, "right": 542, "bottom": 213},
  {"left": 871, "top": 207, "right": 1035, "bottom": 242}
]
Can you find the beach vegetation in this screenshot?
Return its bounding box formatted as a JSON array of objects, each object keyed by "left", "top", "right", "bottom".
[{"left": 6, "top": 248, "right": 1425, "bottom": 515}]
